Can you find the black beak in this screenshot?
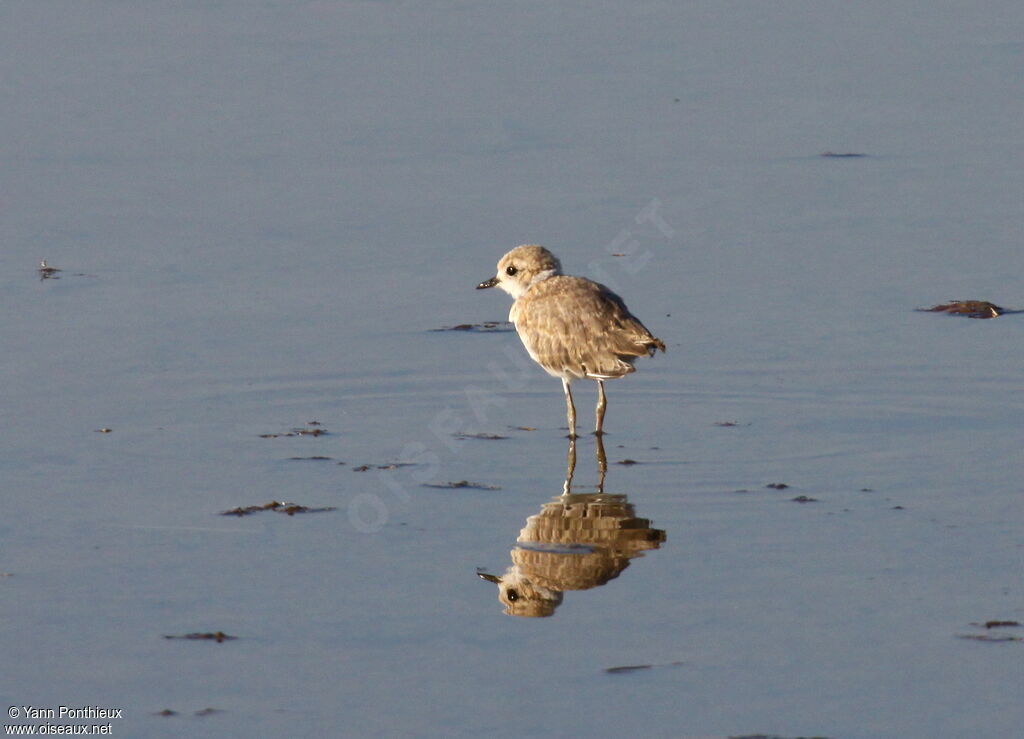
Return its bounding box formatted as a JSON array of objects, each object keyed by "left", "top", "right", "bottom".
[
  {"left": 476, "top": 276, "right": 499, "bottom": 290},
  {"left": 477, "top": 572, "right": 501, "bottom": 583}
]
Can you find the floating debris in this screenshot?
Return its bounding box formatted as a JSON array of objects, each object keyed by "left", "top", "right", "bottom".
[
  {"left": 730, "top": 735, "right": 833, "bottom": 739},
  {"left": 94, "top": 427, "right": 113, "bottom": 433},
  {"left": 163, "top": 631, "right": 236, "bottom": 643},
  {"left": 512, "top": 426, "right": 536, "bottom": 431},
  {"left": 956, "top": 633, "right": 1022, "bottom": 643},
  {"left": 422, "top": 480, "right": 502, "bottom": 490},
  {"left": 288, "top": 456, "right": 335, "bottom": 461},
  {"left": 154, "top": 709, "right": 177, "bottom": 717},
  {"left": 714, "top": 420, "right": 746, "bottom": 427},
  {"left": 38, "top": 260, "right": 62, "bottom": 279},
  {"left": 917, "top": 300, "right": 1014, "bottom": 319},
  {"left": 605, "top": 664, "right": 652, "bottom": 674},
  {"left": 821, "top": 151, "right": 867, "bottom": 158},
  {"left": 221, "top": 501, "right": 336, "bottom": 517},
  {"left": 452, "top": 432, "right": 508, "bottom": 440},
  {"left": 616, "top": 459, "right": 640, "bottom": 465},
  {"left": 765, "top": 483, "right": 789, "bottom": 490},
  {"left": 352, "top": 462, "right": 415, "bottom": 472},
  {"left": 979, "top": 620, "right": 1021, "bottom": 629},
  {"left": 791, "top": 495, "right": 818, "bottom": 503},
  {"left": 259, "top": 426, "right": 330, "bottom": 438},
  {"left": 605, "top": 660, "right": 684, "bottom": 674},
  {"left": 432, "top": 322, "right": 514, "bottom": 332}
]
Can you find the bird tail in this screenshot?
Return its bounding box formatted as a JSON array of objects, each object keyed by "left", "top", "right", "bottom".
[{"left": 647, "top": 338, "right": 666, "bottom": 355}]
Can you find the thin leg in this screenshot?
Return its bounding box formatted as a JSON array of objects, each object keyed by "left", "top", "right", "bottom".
[
  {"left": 595, "top": 380, "right": 607, "bottom": 436},
  {"left": 562, "top": 377, "right": 577, "bottom": 439},
  {"left": 563, "top": 436, "right": 577, "bottom": 495},
  {"left": 594, "top": 433, "right": 607, "bottom": 493}
]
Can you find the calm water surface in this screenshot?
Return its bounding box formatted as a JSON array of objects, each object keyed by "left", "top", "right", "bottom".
[{"left": 2, "top": 2, "right": 1023, "bottom": 737}]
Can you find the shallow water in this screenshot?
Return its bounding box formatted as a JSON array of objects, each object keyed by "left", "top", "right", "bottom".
[{"left": 2, "top": 2, "right": 1023, "bottom": 737}]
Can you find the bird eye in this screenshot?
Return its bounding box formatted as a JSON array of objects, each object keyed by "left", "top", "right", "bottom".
[
  {"left": 506, "top": 589, "right": 519, "bottom": 601},
  {"left": 505, "top": 265, "right": 518, "bottom": 276}
]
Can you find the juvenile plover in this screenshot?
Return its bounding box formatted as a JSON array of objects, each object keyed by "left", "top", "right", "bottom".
[{"left": 477, "top": 245, "right": 664, "bottom": 437}]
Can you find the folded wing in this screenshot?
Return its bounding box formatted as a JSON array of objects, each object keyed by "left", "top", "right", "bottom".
[{"left": 511, "top": 276, "right": 665, "bottom": 381}]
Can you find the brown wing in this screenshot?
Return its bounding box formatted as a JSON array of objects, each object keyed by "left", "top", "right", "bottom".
[{"left": 511, "top": 276, "right": 664, "bottom": 380}]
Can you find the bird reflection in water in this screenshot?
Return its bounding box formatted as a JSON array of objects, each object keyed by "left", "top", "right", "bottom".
[{"left": 478, "top": 436, "right": 666, "bottom": 617}]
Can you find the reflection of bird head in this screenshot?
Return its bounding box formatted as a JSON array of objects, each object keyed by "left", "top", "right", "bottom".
[
  {"left": 478, "top": 567, "right": 563, "bottom": 618},
  {"left": 479, "top": 493, "right": 666, "bottom": 617}
]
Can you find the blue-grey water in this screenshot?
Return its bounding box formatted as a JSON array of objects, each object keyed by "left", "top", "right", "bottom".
[{"left": 2, "top": 2, "right": 1023, "bottom": 737}]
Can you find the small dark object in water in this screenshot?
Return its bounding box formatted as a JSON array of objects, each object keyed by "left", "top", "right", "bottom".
[
  {"left": 289, "top": 456, "right": 334, "bottom": 461},
  {"left": 452, "top": 432, "right": 508, "bottom": 440},
  {"left": 433, "top": 321, "right": 514, "bottom": 332},
  {"left": 616, "top": 458, "right": 639, "bottom": 465},
  {"left": 605, "top": 660, "right": 684, "bottom": 674},
  {"left": 791, "top": 495, "right": 818, "bottom": 503},
  {"left": 94, "top": 428, "right": 113, "bottom": 433},
  {"left": 765, "top": 483, "right": 789, "bottom": 490},
  {"left": 422, "top": 480, "right": 502, "bottom": 490},
  {"left": 194, "top": 708, "right": 221, "bottom": 716},
  {"left": 155, "top": 709, "right": 177, "bottom": 716},
  {"left": 980, "top": 620, "right": 1021, "bottom": 629},
  {"left": 730, "top": 735, "right": 834, "bottom": 739},
  {"left": 221, "top": 501, "right": 336, "bottom": 516},
  {"left": 605, "top": 664, "right": 653, "bottom": 674},
  {"left": 821, "top": 151, "right": 867, "bottom": 158},
  {"left": 956, "top": 633, "right": 1022, "bottom": 643},
  {"left": 260, "top": 426, "right": 330, "bottom": 438},
  {"left": 164, "top": 631, "right": 236, "bottom": 642},
  {"left": 918, "top": 300, "right": 1008, "bottom": 319},
  {"left": 38, "top": 260, "right": 61, "bottom": 279},
  {"left": 352, "top": 462, "right": 415, "bottom": 472}
]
